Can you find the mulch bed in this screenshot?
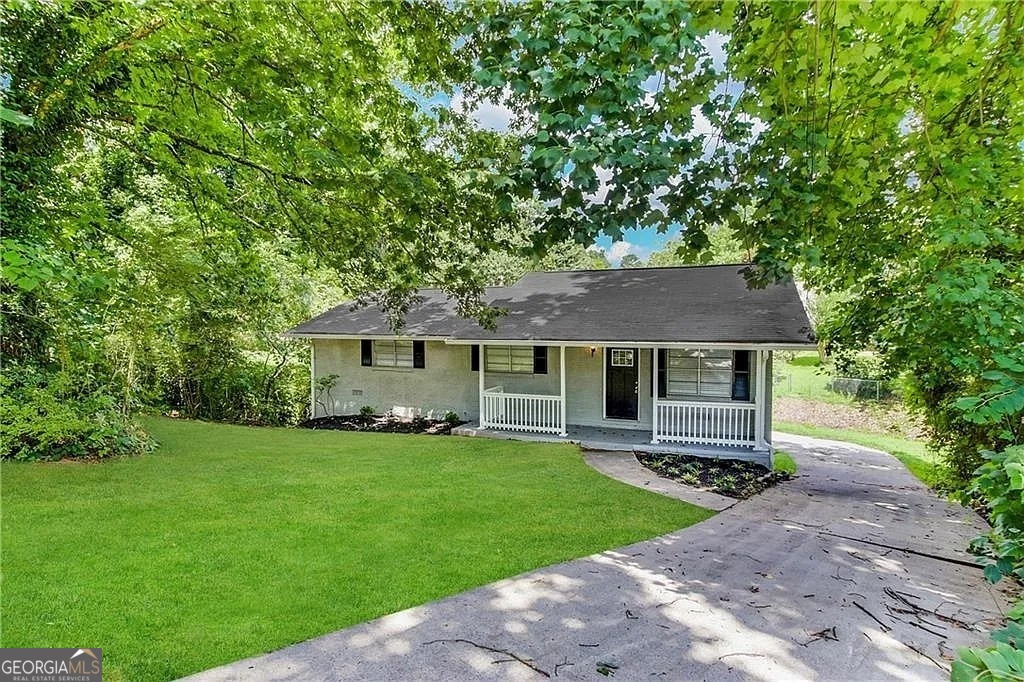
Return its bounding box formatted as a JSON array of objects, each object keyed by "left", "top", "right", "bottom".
[
  {"left": 635, "top": 452, "right": 792, "bottom": 499},
  {"left": 300, "top": 415, "right": 465, "bottom": 435}
]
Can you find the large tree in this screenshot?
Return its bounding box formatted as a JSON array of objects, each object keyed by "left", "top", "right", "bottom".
[{"left": 2, "top": 0, "right": 510, "bottom": 363}]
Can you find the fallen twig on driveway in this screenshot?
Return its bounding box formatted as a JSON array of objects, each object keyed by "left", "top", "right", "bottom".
[
  {"left": 852, "top": 601, "right": 891, "bottom": 632},
  {"left": 423, "top": 639, "right": 550, "bottom": 678}
]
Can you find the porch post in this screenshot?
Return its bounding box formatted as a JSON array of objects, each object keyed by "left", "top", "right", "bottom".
[
  {"left": 754, "top": 349, "right": 767, "bottom": 449},
  {"left": 478, "top": 344, "right": 486, "bottom": 429},
  {"left": 559, "top": 345, "right": 568, "bottom": 437},
  {"left": 310, "top": 342, "right": 317, "bottom": 419},
  {"left": 651, "top": 346, "right": 660, "bottom": 444}
]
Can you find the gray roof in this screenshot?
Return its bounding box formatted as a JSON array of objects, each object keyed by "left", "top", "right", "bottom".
[{"left": 287, "top": 265, "right": 816, "bottom": 346}]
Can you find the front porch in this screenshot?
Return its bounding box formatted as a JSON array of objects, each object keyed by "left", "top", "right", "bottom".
[
  {"left": 452, "top": 422, "right": 773, "bottom": 467},
  {"left": 470, "top": 343, "right": 772, "bottom": 464}
]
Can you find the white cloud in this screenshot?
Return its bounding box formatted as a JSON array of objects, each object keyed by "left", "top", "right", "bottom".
[
  {"left": 595, "top": 240, "right": 651, "bottom": 266},
  {"left": 608, "top": 241, "right": 635, "bottom": 260},
  {"left": 451, "top": 89, "right": 527, "bottom": 133}
]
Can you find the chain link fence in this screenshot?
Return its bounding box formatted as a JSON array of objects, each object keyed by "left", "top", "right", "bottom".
[{"left": 773, "top": 371, "right": 895, "bottom": 402}]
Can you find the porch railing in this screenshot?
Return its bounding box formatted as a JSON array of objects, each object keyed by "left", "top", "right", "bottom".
[
  {"left": 482, "top": 386, "right": 564, "bottom": 434},
  {"left": 655, "top": 400, "right": 757, "bottom": 448}
]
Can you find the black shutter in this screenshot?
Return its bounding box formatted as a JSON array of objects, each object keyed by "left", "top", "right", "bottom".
[
  {"left": 731, "top": 350, "right": 751, "bottom": 401},
  {"left": 533, "top": 346, "right": 548, "bottom": 374},
  {"left": 655, "top": 346, "right": 671, "bottom": 399},
  {"left": 413, "top": 340, "right": 425, "bottom": 368},
  {"left": 471, "top": 344, "right": 479, "bottom": 371},
  {"left": 360, "top": 339, "right": 372, "bottom": 366}
]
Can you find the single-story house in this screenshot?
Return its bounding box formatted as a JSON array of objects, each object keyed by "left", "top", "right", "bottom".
[{"left": 285, "top": 265, "right": 815, "bottom": 466}]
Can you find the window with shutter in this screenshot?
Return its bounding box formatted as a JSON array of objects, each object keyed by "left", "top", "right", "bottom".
[
  {"left": 373, "top": 340, "right": 414, "bottom": 368},
  {"left": 664, "top": 349, "right": 746, "bottom": 400}
]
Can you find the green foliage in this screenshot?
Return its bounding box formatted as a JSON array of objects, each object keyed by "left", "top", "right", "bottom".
[
  {"left": 646, "top": 226, "right": 750, "bottom": 267},
  {"left": 443, "top": 410, "right": 461, "bottom": 425},
  {"left": 967, "top": 447, "right": 1024, "bottom": 584},
  {"left": 954, "top": 638, "right": 1024, "bottom": 682},
  {"left": 0, "top": 367, "right": 153, "bottom": 461},
  {"left": 719, "top": 1, "right": 1024, "bottom": 482},
  {"left": 359, "top": 405, "right": 377, "bottom": 417},
  {"left": 474, "top": 201, "right": 609, "bottom": 286},
  {"left": 830, "top": 350, "right": 891, "bottom": 382},
  {"left": 463, "top": 0, "right": 734, "bottom": 246}
]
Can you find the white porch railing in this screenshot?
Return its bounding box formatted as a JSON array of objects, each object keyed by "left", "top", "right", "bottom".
[
  {"left": 655, "top": 400, "right": 757, "bottom": 448},
  {"left": 482, "top": 386, "right": 564, "bottom": 434}
]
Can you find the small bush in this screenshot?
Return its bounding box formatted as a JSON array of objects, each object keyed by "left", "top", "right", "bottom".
[
  {"left": 359, "top": 405, "right": 376, "bottom": 416},
  {"left": 443, "top": 410, "right": 461, "bottom": 424},
  {"left": 831, "top": 349, "right": 892, "bottom": 381},
  {"left": 1, "top": 368, "right": 154, "bottom": 462}
]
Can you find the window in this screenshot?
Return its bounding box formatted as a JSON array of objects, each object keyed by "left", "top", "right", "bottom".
[
  {"left": 485, "top": 346, "right": 535, "bottom": 373},
  {"left": 731, "top": 351, "right": 751, "bottom": 401},
  {"left": 611, "top": 349, "right": 634, "bottom": 367},
  {"left": 665, "top": 349, "right": 735, "bottom": 399},
  {"left": 369, "top": 340, "right": 424, "bottom": 368}
]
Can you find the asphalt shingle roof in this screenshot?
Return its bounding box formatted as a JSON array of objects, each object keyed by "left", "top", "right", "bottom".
[{"left": 286, "top": 265, "right": 816, "bottom": 346}]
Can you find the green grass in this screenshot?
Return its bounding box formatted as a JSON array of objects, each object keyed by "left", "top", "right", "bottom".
[
  {"left": 773, "top": 451, "right": 797, "bottom": 475},
  {"left": 0, "top": 417, "right": 712, "bottom": 681},
  {"left": 775, "top": 420, "right": 944, "bottom": 488},
  {"left": 772, "top": 352, "right": 854, "bottom": 404}
]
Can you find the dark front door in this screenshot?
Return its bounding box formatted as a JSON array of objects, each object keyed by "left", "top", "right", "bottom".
[{"left": 605, "top": 347, "right": 639, "bottom": 420}]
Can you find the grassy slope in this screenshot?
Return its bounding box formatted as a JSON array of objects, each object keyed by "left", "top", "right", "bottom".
[
  {"left": 1, "top": 417, "right": 712, "bottom": 681},
  {"left": 774, "top": 420, "right": 944, "bottom": 488}
]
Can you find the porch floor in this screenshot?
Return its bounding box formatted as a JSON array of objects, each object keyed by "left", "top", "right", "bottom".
[{"left": 452, "top": 423, "right": 772, "bottom": 466}]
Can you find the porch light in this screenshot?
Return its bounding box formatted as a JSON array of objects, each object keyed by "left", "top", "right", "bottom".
[{"left": 589, "top": 346, "right": 597, "bottom": 357}]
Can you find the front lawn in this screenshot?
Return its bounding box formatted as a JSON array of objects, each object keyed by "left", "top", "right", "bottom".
[{"left": 0, "top": 417, "right": 711, "bottom": 681}]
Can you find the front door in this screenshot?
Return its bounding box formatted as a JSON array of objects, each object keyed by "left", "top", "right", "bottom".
[{"left": 605, "top": 347, "right": 639, "bottom": 420}]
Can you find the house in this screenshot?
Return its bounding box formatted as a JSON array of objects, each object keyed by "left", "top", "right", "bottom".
[{"left": 285, "top": 265, "right": 815, "bottom": 466}]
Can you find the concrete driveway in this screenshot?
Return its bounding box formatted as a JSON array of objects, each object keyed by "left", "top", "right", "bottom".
[{"left": 186, "top": 434, "right": 1014, "bottom": 681}]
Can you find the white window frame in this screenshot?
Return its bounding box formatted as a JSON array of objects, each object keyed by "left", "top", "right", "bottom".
[
  {"left": 610, "top": 349, "right": 634, "bottom": 367},
  {"left": 373, "top": 339, "right": 414, "bottom": 368},
  {"left": 485, "top": 345, "right": 534, "bottom": 374}
]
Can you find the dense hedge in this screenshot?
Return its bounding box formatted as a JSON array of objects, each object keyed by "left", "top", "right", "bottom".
[{"left": 1, "top": 367, "right": 154, "bottom": 461}]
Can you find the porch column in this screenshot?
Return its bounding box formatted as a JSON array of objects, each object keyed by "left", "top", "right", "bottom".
[
  {"left": 478, "top": 344, "right": 486, "bottom": 429},
  {"left": 651, "top": 346, "right": 660, "bottom": 444},
  {"left": 559, "top": 345, "right": 567, "bottom": 437},
  {"left": 309, "top": 342, "right": 317, "bottom": 419},
  {"left": 754, "top": 349, "right": 767, "bottom": 449}
]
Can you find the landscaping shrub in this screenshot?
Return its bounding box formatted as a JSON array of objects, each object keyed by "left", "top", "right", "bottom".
[{"left": 0, "top": 367, "right": 154, "bottom": 461}]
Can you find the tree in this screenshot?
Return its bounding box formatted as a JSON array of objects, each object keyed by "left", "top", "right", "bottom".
[
  {"left": 462, "top": 1, "right": 733, "bottom": 249},
  {"left": 474, "top": 202, "right": 609, "bottom": 286},
  {"left": 646, "top": 225, "right": 750, "bottom": 267},
  {"left": 2, "top": 0, "right": 510, "bottom": 358}
]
